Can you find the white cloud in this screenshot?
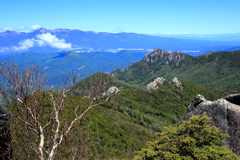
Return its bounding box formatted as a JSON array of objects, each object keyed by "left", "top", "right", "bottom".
[
  {"left": 36, "top": 33, "right": 72, "bottom": 49},
  {"left": 0, "top": 27, "right": 14, "bottom": 32},
  {"left": 12, "top": 38, "right": 35, "bottom": 51},
  {"left": 0, "top": 33, "right": 72, "bottom": 52},
  {"left": 31, "top": 24, "right": 42, "bottom": 31}
]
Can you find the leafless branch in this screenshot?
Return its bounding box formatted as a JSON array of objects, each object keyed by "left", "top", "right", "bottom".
[{"left": 0, "top": 61, "right": 110, "bottom": 160}]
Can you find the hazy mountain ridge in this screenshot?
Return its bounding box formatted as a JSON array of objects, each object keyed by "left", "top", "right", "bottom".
[
  {"left": 1, "top": 28, "right": 240, "bottom": 55},
  {"left": 151, "top": 32, "right": 240, "bottom": 41},
  {"left": 0, "top": 50, "right": 146, "bottom": 85}
]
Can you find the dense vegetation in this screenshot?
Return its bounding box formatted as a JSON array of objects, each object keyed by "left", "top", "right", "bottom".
[
  {"left": 71, "top": 72, "right": 142, "bottom": 97},
  {"left": 112, "top": 49, "right": 240, "bottom": 93},
  {"left": 3, "top": 48, "right": 239, "bottom": 159},
  {"left": 63, "top": 72, "right": 224, "bottom": 159},
  {"left": 8, "top": 95, "right": 155, "bottom": 159},
  {"left": 134, "top": 114, "right": 239, "bottom": 160},
  {"left": 8, "top": 71, "right": 224, "bottom": 159}
]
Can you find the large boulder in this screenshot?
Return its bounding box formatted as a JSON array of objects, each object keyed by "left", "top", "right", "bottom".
[
  {"left": 179, "top": 93, "right": 240, "bottom": 156},
  {"left": 0, "top": 94, "right": 11, "bottom": 159}
]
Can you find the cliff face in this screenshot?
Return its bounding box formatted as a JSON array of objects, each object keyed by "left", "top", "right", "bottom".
[{"left": 179, "top": 93, "right": 240, "bottom": 156}]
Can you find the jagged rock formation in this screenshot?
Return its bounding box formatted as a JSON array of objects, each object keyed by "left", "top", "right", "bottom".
[
  {"left": 172, "top": 77, "right": 183, "bottom": 89},
  {"left": 102, "top": 86, "right": 120, "bottom": 97},
  {"left": 144, "top": 48, "right": 185, "bottom": 66},
  {"left": 179, "top": 93, "right": 240, "bottom": 156},
  {"left": 146, "top": 77, "right": 166, "bottom": 90},
  {"left": 0, "top": 95, "right": 11, "bottom": 159}
]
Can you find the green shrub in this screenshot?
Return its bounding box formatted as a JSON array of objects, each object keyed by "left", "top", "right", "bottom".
[{"left": 134, "top": 114, "right": 239, "bottom": 160}]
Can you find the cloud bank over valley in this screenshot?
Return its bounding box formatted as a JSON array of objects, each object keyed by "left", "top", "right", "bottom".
[{"left": 0, "top": 33, "right": 72, "bottom": 52}]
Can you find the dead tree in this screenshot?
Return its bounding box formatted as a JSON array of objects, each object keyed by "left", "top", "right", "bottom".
[{"left": 0, "top": 61, "right": 110, "bottom": 160}]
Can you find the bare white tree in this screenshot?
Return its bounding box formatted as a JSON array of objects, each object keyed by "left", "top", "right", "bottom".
[{"left": 0, "top": 61, "right": 110, "bottom": 160}]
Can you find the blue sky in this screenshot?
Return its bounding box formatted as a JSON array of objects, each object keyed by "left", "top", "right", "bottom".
[{"left": 1, "top": 0, "right": 240, "bottom": 34}]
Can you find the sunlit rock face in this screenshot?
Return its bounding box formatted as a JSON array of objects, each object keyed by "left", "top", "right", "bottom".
[
  {"left": 179, "top": 93, "right": 240, "bottom": 156},
  {"left": 102, "top": 86, "right": 120, "bottom": 97},
  {"left": 172, "top": 77, "right": 183, "bottom": 89},
  {"left": 144, "top": 49, "right": 185, "bottom": 66}
]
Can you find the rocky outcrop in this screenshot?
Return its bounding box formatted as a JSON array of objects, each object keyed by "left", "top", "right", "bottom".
[
  {"left": 179, "top": 93, "right": 240, "bottom": 156},
  {"left": 172, "top": 77, "right": 183, "bottom": 89},
  {"left": 146, "top": 77, "right": 184, "bottom": 90},
  {"left": 102, "top": 86, "right": 120, "bottom": 97},
  {"left": 0, "top": 94, "right": 11, "bottom": 159},
  {"left": 146, "top": 82, "right": 158, "bottom": 90},
  {"left": 146, "top": 77, "right": 166, "bottom": 90},
  {"left": 144, "top": 49, "right": 185, "bottom": 66}
]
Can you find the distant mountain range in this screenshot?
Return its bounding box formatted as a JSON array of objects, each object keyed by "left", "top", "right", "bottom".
[
  {"left": 149, "top": 32, "right": 240, "bottom": 41},
  {"left": 0, "top": 28, "right": 240, "bottom": 56}
]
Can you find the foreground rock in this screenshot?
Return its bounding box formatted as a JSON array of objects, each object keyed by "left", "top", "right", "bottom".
[
  {"left": 0, "top": 95, "right": 11, "bottom": 159},
  {"left": 179, "top": 93, "right": 240, "bottom": 156}
]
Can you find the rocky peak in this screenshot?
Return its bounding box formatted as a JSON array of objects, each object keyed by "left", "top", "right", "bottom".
[
  {"left": 144, "top": 48, "right": 185, "bottom": 66},
  {"left": 179, "top": 93, "right": 240, "bottom": 156}
]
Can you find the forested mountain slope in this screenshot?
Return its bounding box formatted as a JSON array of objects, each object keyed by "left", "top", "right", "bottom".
[
  {"left": 65, "top": 72, "right": 223, "bottom": 159},
  {"left": 112, "top": 49, "right": 240, "bottom": 93}
]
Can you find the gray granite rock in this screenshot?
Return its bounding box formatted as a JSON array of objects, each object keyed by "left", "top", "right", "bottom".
[
  {"left": 146, "top": 82, "right": 158, "bottom": 90},
  {"left": 143, "top": 49, "right": 185, "bottom": 66},
  {"left": 146, "top": 77, "right": 166, "bottom": 90},
  {"left": 179, "top": 93, "right": 240, "bottom": 156},
  {"left": 102, "top": 86, "right": 120, "bottom": 97},
  {"left": 172, "top": 77, "right": 183, "bottom": 89}
]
